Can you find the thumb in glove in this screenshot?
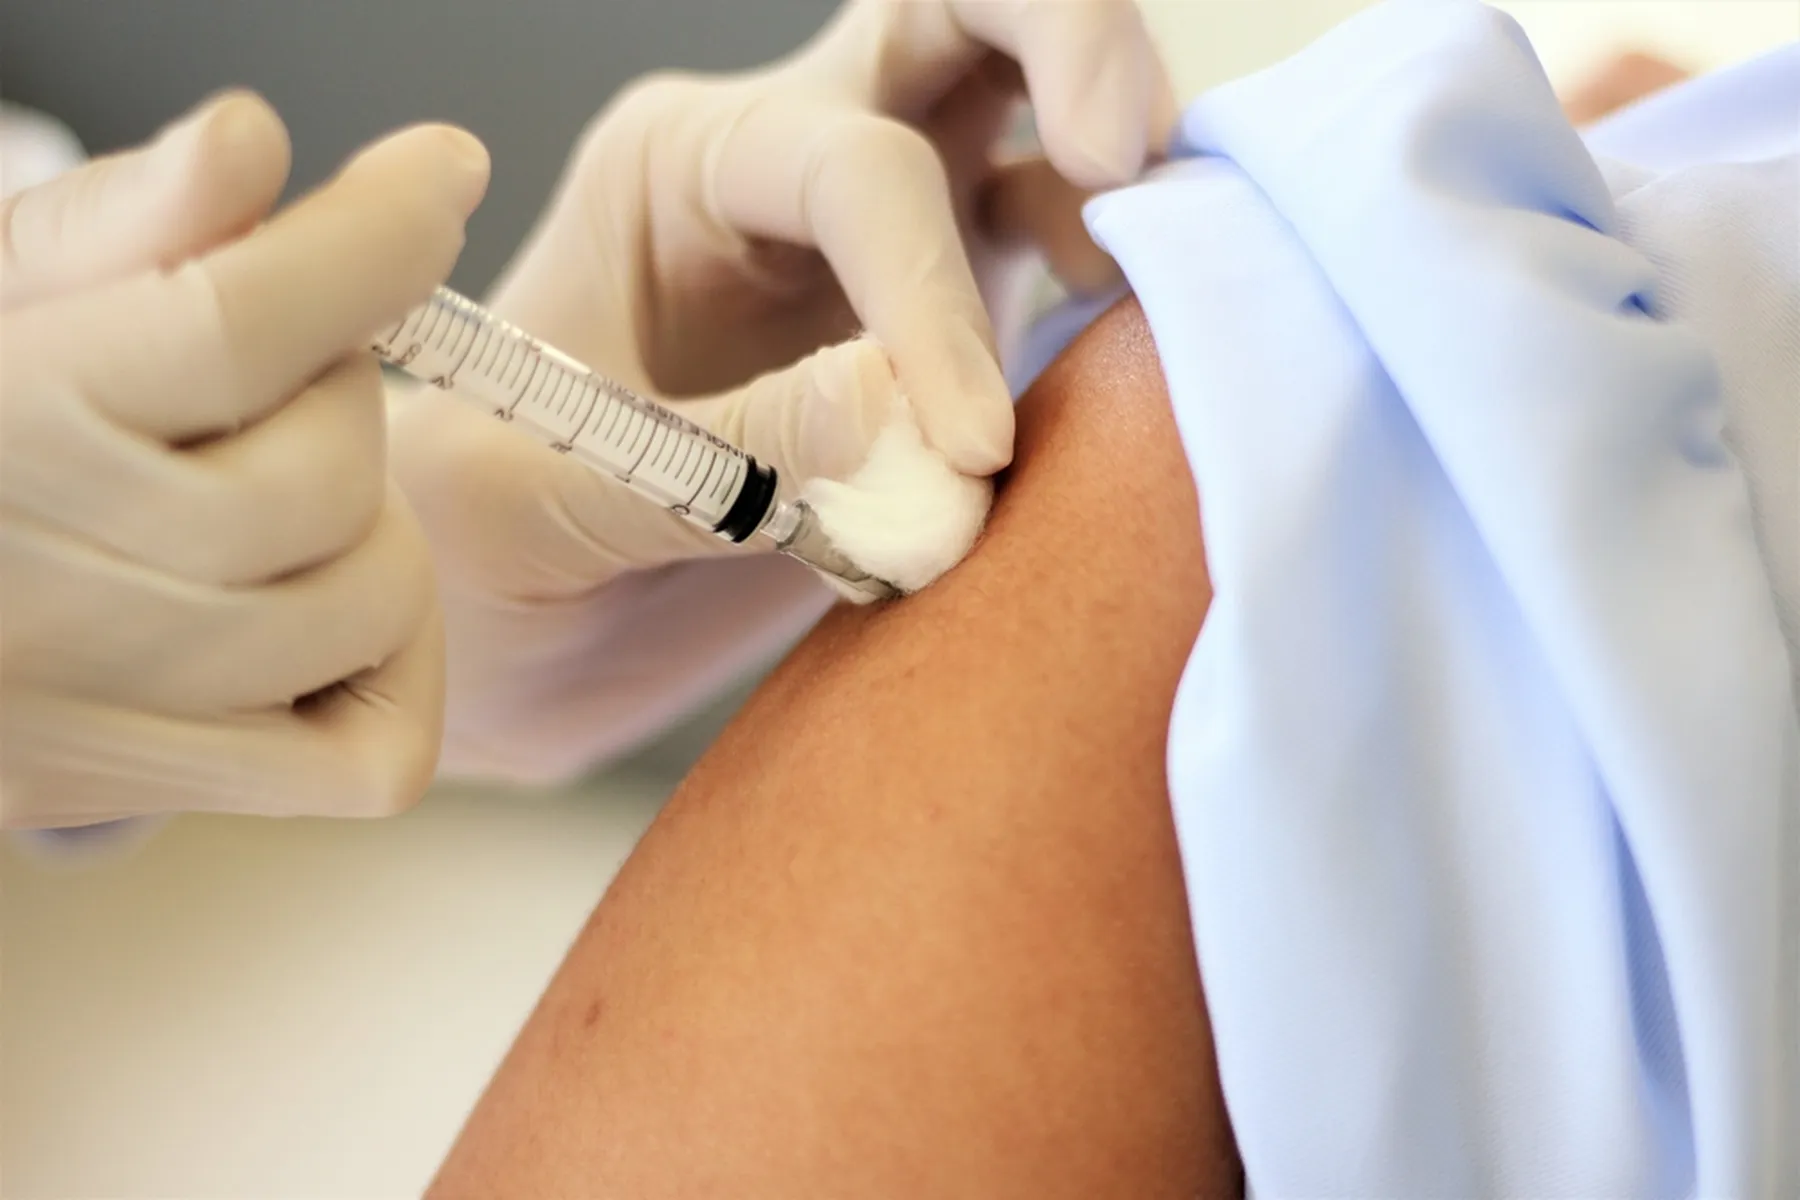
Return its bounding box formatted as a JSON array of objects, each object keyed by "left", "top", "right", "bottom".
[{"left": 681, "top": 337, "right": 993, "bottom": 599}]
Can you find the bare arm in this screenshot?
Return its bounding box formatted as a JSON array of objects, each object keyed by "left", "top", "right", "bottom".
[
  {"left": 1562, "top": 51, "right": 1689, "bottom": 126},
  {"left": 431, "top": 298, "right": 1238, "bottom": 1198}
]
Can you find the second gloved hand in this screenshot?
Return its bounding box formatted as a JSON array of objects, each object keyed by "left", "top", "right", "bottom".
[{"left": 391, "top": 0, "right": 1175, "bottom": 780}]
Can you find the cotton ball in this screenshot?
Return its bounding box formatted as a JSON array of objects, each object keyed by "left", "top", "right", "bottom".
[{"left": 800, "top": 412, "right": 993, "bottom": 596}]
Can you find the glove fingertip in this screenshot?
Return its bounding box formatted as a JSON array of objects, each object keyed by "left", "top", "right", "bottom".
[
  {"left": 152, "top": 90, "right": 292, "bottom": 253},
  {"left": 811, "top": 335, "right": 1014, "bottom": 479},
  {"left": 916, "top": 396, "right": 1015, "bottom": 477},
  {"left": 1040, "top": 116, "right": 1144, "bottom": 191},
  {"left": 186, "top": 90, "right": 292, "bottom": 189},
  {"left": 1030, "top": 56, "right": 1145, "bottom": 185},
  {"left": 1026, "top": 17, "right": 1164, "bottom": 188},
  {"left": 1147, "top": 60, "right": 1183, "bottom": 159}
]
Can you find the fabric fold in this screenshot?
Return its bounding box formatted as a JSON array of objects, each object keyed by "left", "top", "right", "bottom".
[{"left": 1083, "top": 2, "right": 1798, "bottom": 1194}]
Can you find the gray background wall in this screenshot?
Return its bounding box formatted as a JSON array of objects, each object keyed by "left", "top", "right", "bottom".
[{"left": 0, "top": 0, "right": 839, "bottom": 294}]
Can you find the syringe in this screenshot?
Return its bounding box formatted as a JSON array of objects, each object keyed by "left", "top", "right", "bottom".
[{"left": 370, "top": 287, "right": 897, "bottom": 602}]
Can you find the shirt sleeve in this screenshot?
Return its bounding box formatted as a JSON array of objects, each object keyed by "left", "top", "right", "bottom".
[{"left": 1084, "top": 2, "right": 1798, "bottom": 1194}]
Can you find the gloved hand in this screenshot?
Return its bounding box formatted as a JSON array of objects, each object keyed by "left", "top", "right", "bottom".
[
  {"left": 392, "top": 0, "right": 1176, "bottom": 780},
  {"left": 0, "top": 92, "right": 489, "bottom": 827}
]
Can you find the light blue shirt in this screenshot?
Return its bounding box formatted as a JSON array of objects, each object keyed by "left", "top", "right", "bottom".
[{"left": 1019, "top": 2, "right": 1799, "bottom": 1193}]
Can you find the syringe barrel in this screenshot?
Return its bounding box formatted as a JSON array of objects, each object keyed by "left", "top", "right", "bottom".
[{"left": 372, "top": 288, "right": 774, "bottom": 541}]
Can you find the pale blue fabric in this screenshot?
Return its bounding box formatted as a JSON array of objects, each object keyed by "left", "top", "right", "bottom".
[
  {"left": 1011, "top": 33, "right": 1800, "bottom": 393},
  {"left": 1032, "top": 2, "right": 1799, "bottom": 1194},
  {"left": 1583, "top": 42, "right": 1800, "bottom": 173}
]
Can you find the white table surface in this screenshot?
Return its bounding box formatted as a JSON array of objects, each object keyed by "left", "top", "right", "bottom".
[
  {"left": 4, "top": 6, "right": 1793, "bottom": 1198},
  {"left": 2, "top": 776, "right": 665, "bottom": 1199}
]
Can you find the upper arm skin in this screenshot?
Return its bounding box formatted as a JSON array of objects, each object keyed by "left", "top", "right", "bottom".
[{"left": 430, "top": 299, "right": 1239, "bottom": 1198}]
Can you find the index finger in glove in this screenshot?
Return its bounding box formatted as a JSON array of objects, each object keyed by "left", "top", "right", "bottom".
[
  {"left": 0, "top": 90, "right": 290, "bottom": 310},
  {"left": 826, "top": 0, "right": 1177, "bottom": 188},
  {"left": 711, "top": 98, "right": 1013, "bottom": 475},
  {"left": 77, "top": 122, "right": 489, "bottom": 444},
  {"left": 947, "top": 1, "right": 1176, "bottom": 188}
]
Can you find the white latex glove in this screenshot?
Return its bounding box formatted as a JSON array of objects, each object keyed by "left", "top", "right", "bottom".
[
  {"left": 0, "top": 102, "right": 87, "bottom": 198},
  {"left": 394, "top": 0, "right": 1175, "bottom": 781},
  {"left": 0, "top": 92, "right": 490, "bottom": 827}
]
